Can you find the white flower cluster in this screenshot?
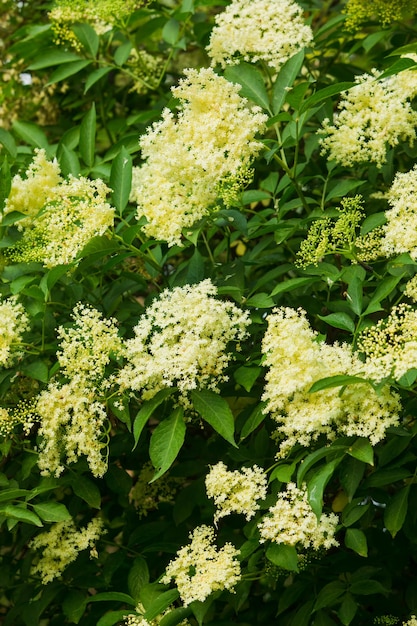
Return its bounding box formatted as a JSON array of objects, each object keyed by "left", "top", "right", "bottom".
[
  {"left": 161, "top": 525, "right": 241, "bottom": 606},
  {"left": 320, "top": 65, "right": 417, "bottom": 167},
  {"left": 403, "top": 617, "right": 417, "bottom": 626},
  {"left": 0, "top": 296, "right": 29, "bottom": 368},
  {"left": 258, "top": 482, "right": 339, "bottom": 550},
  {"left": 124, "top": 603, "right": 191, "bottom": 626},
  {"left": 205, "top": 461, "right": 267, "bottom": 523},
  {"left": 130, "top": 67, "right": 267, "bottom": 246},
  {"left": 30, "top": 517, "right": 104, "bottom": 584},
  {"left": 118, "top": 279, "right": 250, "bottom": 403},
  {"left": 380, "top": 165, "right": 417, "bottom": 260},
  {"left": 358, "top": 304, "right": 417, "bottom": 383},
  {"left": 262, "top": 307, "right": 400, "bottom": 455},
  {"left": 36, "top": 304, "right": 122, "bottom": 477},
  {"left": 4, "top": 151, "right": 114, "bottom": 267},
  {"left": 206, "top": 0, "right": 313, "bottom": 72}
]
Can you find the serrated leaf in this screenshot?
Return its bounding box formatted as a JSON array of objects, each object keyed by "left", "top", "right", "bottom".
[
  {"left": 307, "top": 458, "right": 342, "bottom": 518},
  {"left": 348, "top": 438, "right": 374, "bottom": 466},
  {"left": 28, "top": 50, "right": 82, "bottom": 69},
  {"left": 318, "top": 312, "right": 355, "bottom": 333},
  {"left": 58, "top": 144, "right": 80, "bottom": 177},
  {"left": 345, "top": 528, "right": 368, "bottom": 557},
  {"left": 270, "top": 276, "right": 318, "bottom": 296},
  {"left": 301, "top": 82, "right": 354, "bottom": 114},
  {"left": 349, "top": 579, "right": 388, "bottom": 595},
  {"left": 114, "top": 41, "right": 132, "bottom": 66},
  {"left": 128, "top": 557, "right": 150, "bottom": 601},
  {"left": 46, "top": 60, "right": 92, "bottom": 85},
  {"left": 12, "top": 121, "right": 49, "bottom": 150},
  {"left": 272, "top": 50, "right": 305, "bottom": 114},
  {"left": 80, "top": 103, "right": 96, "bottom": 167},
  {"left": 144, "top": 589, "right": 180, "bottom": 621},
  {"left": 297, "top": 444, "right": 347, "bottom": 486},
  {"left": 234, "top": 366, "right": 262, "bottom": 392},
  {"left": 0, "top": 489, "right": 31, "bottom": 503},
  {"left": 133, "top": 388, "right": 176, "bottom": 449},
  {"left": 338, "top": 593, "right": 357, "bottom": 625},
  {"left": 71, "top": 475, "right": 101, "bottom": 508},
  {"left": 110, "top": 147, "right": 132, "bottom": 213},
  {"left": 378, "top": 57, "right": 416, "bottom": 80},
  {"left": 0, "top": 128, "right": 17, "bottom": 158},
  {"left": 266, "top": 543, "right": 299, "bottom": 572},
  {"left": 384, "top": 485, "right": 410, "bottom": 538},
  {"left": 190, "top": 389, "right": 237, "bottom": 447},
  {"left": 84, "top": 66, "right": 113, "bottom": 93},
  {"left": 225, "top": 62, "right": 270, "bottom": 110},
  {"left": 149, "top": 407, "right": 186, "bottom": 481},
  {"left": 239, "top": 403, "right": 266, "bottom": 440},
  {"left": 325, "top": 179, "right": 365, "bottom": 202},
  {"left": 314, "top": 581, "right": 346, "bottom": 611},
  {"left": 246, "top": 293, "right": 275, "bottom": 308},
  {"left": 364, "top": 275, "right": 403, "bottom": 314},
  {"left": 0, "top": 504, "right": 43, "bottom": 526},
  {"left": 72, "top": 23, "right": 99, "bottom": 57},
  {"left": 21, "top": 361, "right": 49, "bottom": 383},
  {"left": 33, "top": 502, "right": 71, "bottom": 522}
]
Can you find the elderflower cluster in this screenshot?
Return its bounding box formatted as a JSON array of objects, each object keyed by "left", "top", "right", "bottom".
[
  {"left": 404, "top": 275, "right": 417, "bottom": 302},
  {"left": 206, "top": 0, "right": 313, "bottom": 72},
  {"left": 30, "top": 517, "right": 104, "bottom": 584},
  {"left": 378, "top": 165, "right": 417, "bottom": 260},
  {"left": 7, "top": 175, "right": 114, "bottom": 268},
  {"left": 3, "top": 149, "right": 62, "bottom": 228},
  {"left": 124, "top": 604, "right": 191, "bottom": 626},
  {"left": 161, "top": 525, "right": 241, "bottom": 606},
  {"left": 403, "top": 618, "right": 417, "bottom": 626},
  {"left": 262, "top": 307, "right": 400, "bottom": 456},
  {"left": 118, "top": 280, "right": 250, "bottom": 403},
  {"left": 296, "top": 196, "right": 364, "bottom": 267},
  {"left": 49, "top": 0, "right": 146, "bottom": 47},
  {"left": 130, "top": 67, "right": 267, "bottom": 246},
  {"left": 258, "top": 483, "right": 338, "bottom": 549},
  {"left": 358, "top": 304, "right": 417, "bottom": 382},
  {"left": 0, "top": 296, "right": 29, "bottom": 368},
  {"left": 344, "top": 0, "right": 417, "bottom": 30},
  {"left": 320, "top": 66, "right": 417, "bottom": 167},
  {"left": 205, "top": 461, "right": 267, "bottom": 523},
  {"left": 36, "top": 305, "right": 122, "bottom": 477},
  {"left": 57, "top": 303, "right": 123, "bottom": 382}
]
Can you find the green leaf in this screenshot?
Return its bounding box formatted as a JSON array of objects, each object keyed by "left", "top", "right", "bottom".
[
  {"left": 225, "top": 62, "right": 270, "bottom": 110},
  {"left": 63, "top": 590, "right": 87, "bottom": 624},
  {"left": 347, "top": 438, "right": 374, "bottom": 466},
  {"left": 272, "top": 49, "right": 305, "bottom": 114},
  {"left": 266, "top": 543, "right": 299, "bottom": 572},
  {"left": 149, "top": 407, "right": 186, "bottom": 481},
  {"left": 270, "top": 276, "right": 318, "bottom": 296},
  {"left": 128, "top": 557, "right": 150, "bottom": 602},
  {"left": 314, "top": 581, "right": 346, "bottom": 611},
  {"left": 364, "top": 275, "right": 403, "bottom": 314},
  {"left": 346, "top": 273, "right": 363, "bottom": 315},
  {"left": 46, "top": 60, "right": 92, "bottom": 85},
  {"left": 0, "top": 489, "right": 31, "bottom": 503},
  {"left": 297, "top": 444, "right": 347, "bottom": 486},
  {"left": 21, "top": 361, "right": 49, "bottom": 383},
  {"left": 190, "top": 389, "right": 237, "bottom": 447},
  {"left": 384, "top": 485, "right": 410, "bottom": 537},
  {"left": 114, "top": 41, "right": 132, "bottom": 66},
  {"left": 86, "top": 592, "right": 136, "bottom": 605},
  {"left": 84, "top": 66, "right": 113, "bottom": 93},
  {"left": 378, "top": 57, "right": 417, "bottom": 80},
  {"left": 318, "top": 312, "right": 355, "bottom": 333},
  {"left": 338, "top": 593, "right": 358, "bottom": 625},
  {"left": 0, "top": 128, "right": 17, "bottom": 158},
  {"left": 307, "top": 458, "right": 342, "bottom": 518},
  {"left": 309, "top": 375, "right": 370, "bottom": 394},
  {"left": 110, "top": 146, "right": 132, "bottom": 213},
  {"left": 345, "top": 528, "right": 368, "bottom": 557},
  {"left": 32, "top": 502, "right": 71, "bottom": 522},
  {"left": 245, "top": 293, "right": 275, "bottom": 308},
  {"left": 325, "top": 178, "right": 365, "bottom": 202},
  {"left": 349, "top": 579, "right": 388, "bottom": 595},
  {"left": 133, "top": 388, "right": 176, "bottom": 449},
  {"left": 57, "top": 144, "right": 80, "bottom": 177},
  {"left": 342, "top": 500, "right": 370, "bottom": 527},
  {"left": 80, "top": 103, "right": 96, "bottom": 167},
  {"left": 71, "top": 475, "right": 101, "bottom": 508},
  {"left": 72, "top": 23, "right": 99, "bottom": 57},
  {"left": 39, "top": 266, "right": 69, "bottom": 296},
  {"left": 159, "top": 607, "right": 192, "bottom": 626},
  {"left": 162, "top": 18, "right": 180, "bottom": 45},
  {"left": 28, "top": 50, "right": 82, "bottom": 69},
  {"left": 144, "top": 589, "right": 180, "bottom": 621},
  {"left": 96, "top": 611, "right": 133, "bottom": 626},
  {"left": 234, "top": 366, "right": 262, "bottom": 392},
  {"left": 300, "top": 82, "right": 354, "bottom": 114},
  {"left": 0, "top": 504, "right": 43, "bottom": 526},
  {"left": 239, "top": 403, "right": 266, "bottom": 440},
  {"left": 12, "top": 121, "right": 49, "bottom": 150}
]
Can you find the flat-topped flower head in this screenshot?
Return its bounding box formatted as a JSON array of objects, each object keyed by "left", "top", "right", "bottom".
[
  {"left": 118, "top": 279, "right": 250, "bottom": 403},
  {"left": 30, "top": 517, "right": 104, "bottom": 584},
  {"left": 131, "top": 67, "right": 267, "bottom": 246},
  {"left": 258, "top": 482, "right": 339, "bottom": 550},
  {"left": 320, "top": 66, "right": 417, "bottom": 167},
  {"left": 161, "top": 525, "right": 241, "bottom": 605},
  {"left": 344, "top": 0, "right": 417, "bottom": 30},
  {"left": 205, "top": 461, "right": 267, "bottom": 523},
  {"left": 262, "top": 307, "right": 400, "bottom": 455},
  {"left": 380, "top": 165, "right": 417, "bottom": 260},
  {"left": 0, "top": 296, "right": 29, "bottom": 368},
  {"left": 207, "top": 0, "right": 313, "bottom": 72},
  {"left": 6, "top": 175, "right": 115, "bottom": 268}
]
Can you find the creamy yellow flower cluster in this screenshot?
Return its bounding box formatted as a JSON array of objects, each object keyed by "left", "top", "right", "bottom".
[
  {"left": 36, "top": 304, "right": 123, "bottom": 478},
  {"left": 206, "top": 0, "right": 313, "bottom": 71},
  {"left": 0, "top": 295, "right": 29, "bottom": 368},
  {"left": 118, "top": 279, "right": 251, "bottom": 403},
  {"left": 30, "top": 517, "right": 104, "bottom": 584},
  {"left": 320, "top": 65, "right": 417, "bottom": 167},
  {"left": 124, "top": 603, "right": 191, "bottom": 626},
  {"left": 403, "top": 617, "right": 417, "bottom": 626},
  {"left": 344, "top": 0, "right": 417, "bottom": 30},
  {"left": 130, "top": 68, "right": 267, "bottom": 246},
  {"left": 262, "top": 307, "right": 400, "bottom": 456},
  {"left": 258, "top": 482, "right": 339, "bottom": 550},
  {"left": 4, "top": 150, "right": 115, "bottom": 268}
]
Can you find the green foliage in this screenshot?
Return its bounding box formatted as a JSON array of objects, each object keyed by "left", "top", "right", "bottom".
[{"left": 2, "top": 0, "right": 417, "bottom": 625}]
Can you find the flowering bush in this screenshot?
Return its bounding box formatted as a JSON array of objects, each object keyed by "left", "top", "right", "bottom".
[{"left": 2, "top": 1, "right": 417, "bottom": 625}]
